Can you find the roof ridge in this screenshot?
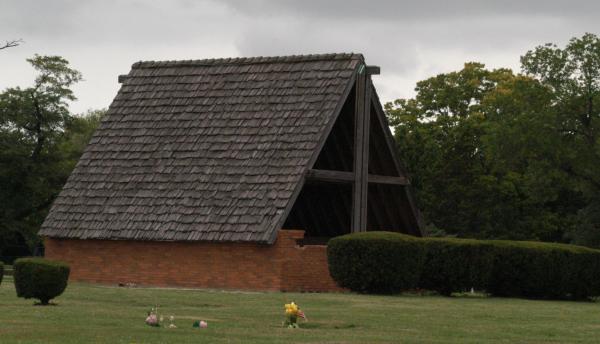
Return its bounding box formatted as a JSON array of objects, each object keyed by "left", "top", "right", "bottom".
[{"left": 132, "top": 53, "right": 364, "bottom": 69}]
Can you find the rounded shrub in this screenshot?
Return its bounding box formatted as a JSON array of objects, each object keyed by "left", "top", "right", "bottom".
[
  {"left": 327, "top": 231, "right": 425, "bottom": 294},
  {"left": 13, "top": 258, "right": 70, "bottom": 305}
]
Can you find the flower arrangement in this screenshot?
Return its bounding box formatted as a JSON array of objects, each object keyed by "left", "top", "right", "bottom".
[
  {"left": 168, "top": 315, "right": 177, "bottom": 329},
  {"left": 145, "top": 305, "right": 209, "bottom": 329},
  {"left": 193, "top": 320, "right": 208, "bottom": 328},
  {"left": 145, "top": 306, "right": 161, "bottom": 327},
  {"left": 284, "top": 302, "right": 306, "bottom": 328},
  {"left": 145, "top": 306, "right": 177, "bottom": 328}
]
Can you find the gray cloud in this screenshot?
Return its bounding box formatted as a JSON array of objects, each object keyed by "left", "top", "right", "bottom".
[
  {"left": 1, "top": 0, "right": 599, "bottom": 113},
  {"left": 222, "top": 0, "right": 600, "bottom": 21}
]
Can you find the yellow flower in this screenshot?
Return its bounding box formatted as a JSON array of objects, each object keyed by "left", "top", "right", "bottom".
[{"left": 284, "top": 302, "right": 299, "bottom": 316}]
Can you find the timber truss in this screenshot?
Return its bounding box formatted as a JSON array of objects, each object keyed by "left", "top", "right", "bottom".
[{"left": 283, "top": 63, "right": 423, "bottom": 239}]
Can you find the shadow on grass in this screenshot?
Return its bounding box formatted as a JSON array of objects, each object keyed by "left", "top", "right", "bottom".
[{"left": 299, "top": 322, "right": 358, "bottom": 330}]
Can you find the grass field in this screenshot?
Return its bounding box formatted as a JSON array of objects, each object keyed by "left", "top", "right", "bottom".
[{"left": 1, "top": 276, "right": 600, "bottom": 343}]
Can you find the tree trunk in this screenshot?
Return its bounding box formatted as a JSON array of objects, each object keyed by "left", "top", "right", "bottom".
[{"left": 30, "top": 92, "right": 44, "bottom": 162}]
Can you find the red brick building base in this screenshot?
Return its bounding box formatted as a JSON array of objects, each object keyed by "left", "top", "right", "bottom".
[{"left": 44, "top": 230, "right": 342, "bottom": 292}]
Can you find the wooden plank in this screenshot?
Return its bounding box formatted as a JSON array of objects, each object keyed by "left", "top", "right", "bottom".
[
  {"left": 382, "top": 184, "right": 405, "bottom": 231},
  {"left": 375, "top": 183, "right": 397, "bottom": 231},
  {"left": 306, "top": 69, "right": 358, "bottom": 169},
  {"left": 268, "top": 65, "right": 360, "bottom": 243},
  {"left": 366, "top": 65, "right": 380, "bottom": 75},
  {"left": 298, "top": 193, "right": 320, "bottom": 237},
  {"left": 306, "top": 169, "right": 407, "bottom": 185},
  {"left": 352, "top": 68, "right": 365, "bottom": 233},
  {"left": 329, "top": 186, "right": 350, "bottom": 235},
  {"left": 306, "top": 169, "right": 354, "bottom": 183},
  {"left": 367, "top": 185, "right": 386, "bottom": 231},
  {"left": 267, "top": 67, "right": 358, "bottom": 244},
  {"left": 370, "top": 91, "right": 407, "bottom": 177},
  {"left": 370, "top": 90, "right": 425, "bottom": 235},
  {"left": 369, "top": 110, "right": 398, "bottom": 175},
  {"left": 404, "top": 186, "right": 426, "bottom": 236},
  {"left": 368, "top": 174, "right": 409, "bottom": 185},
  {"left": 331, "top": 118, "right": 352, "bottom": 171},
  {"left": 359, "top": 79, "right": 372, "bottom": 232},
  {"left": 338, "top": 110, "right": 354, "bottom": 171},
  {"left": 352, "top": 66, "right": 371, "bottom": 233}
]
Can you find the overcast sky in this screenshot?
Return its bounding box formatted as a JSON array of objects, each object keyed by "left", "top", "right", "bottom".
[{"left": 1, "top": 0, "right": 599, "bottom": 114}]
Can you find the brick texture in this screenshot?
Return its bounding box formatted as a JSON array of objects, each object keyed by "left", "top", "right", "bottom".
[{"left": 44, "top": 230, "right": 342, "bottom": 292}]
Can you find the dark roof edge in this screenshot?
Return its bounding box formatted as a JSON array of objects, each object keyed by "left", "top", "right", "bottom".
[
  {"left": 370, "top": 85, "right": 411, "bottom": 178},
  {"left": 370, "top": 86, "right": 425, "bottom": 237},
  {"left": 132, "top": 53, "right": 364, "bottom": 69},
  {"left": 261, "top": 62, "right": 362, "bottom": 245}
]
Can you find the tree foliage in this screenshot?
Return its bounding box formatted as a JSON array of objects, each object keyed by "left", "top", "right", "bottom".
[
  {"left": 0, "top": 55, "right": 104, "bottom": 261},
  {"left": 388, "top": 33, "right": 600, "bottom": 246}
]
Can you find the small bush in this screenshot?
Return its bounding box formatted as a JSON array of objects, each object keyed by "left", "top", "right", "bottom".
[
  {"left": 327, "top": 232, "right": 425, "bottom": 294},
  {"left": 13, "top": 258, "right": 70, "bottom": 305}
]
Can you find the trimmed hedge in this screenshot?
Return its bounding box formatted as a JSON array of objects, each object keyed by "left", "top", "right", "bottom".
[
  {"left": 485, "top": 240, "right": 600, "bottom": 299},
  {"left": 420, "top": 238, "right": 494, "bottom": 296},
  {"left": 327, "top": 232, "right": 600, "bottom": 299},
  {"left": 327, "top": 232, "right": 425, "bottom": 293},
  {"left": 13, "top": 258, "right": 70, "bottom": 305}
]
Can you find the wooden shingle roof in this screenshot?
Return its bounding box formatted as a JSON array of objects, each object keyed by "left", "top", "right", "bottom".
[{"left": 40, "top": 53, "right": 363, "bottom": 243}]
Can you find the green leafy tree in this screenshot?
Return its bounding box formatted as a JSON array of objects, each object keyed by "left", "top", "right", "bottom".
[
  {"left": 520, "top": 33, "right": 600, "bottom": 246},
  {"left": 387, "top": 64, "right": 555, "bottom": 240},
  {"left": 387, "top": 33, "right": 600, "bottom": 243},
  {"left": 0, "top": 55, "right": 103, "bottom": 260},
  {"left": 59, "top": 109, "right": 105, "bottom": 169}
]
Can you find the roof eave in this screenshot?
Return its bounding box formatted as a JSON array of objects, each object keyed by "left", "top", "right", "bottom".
[{"left": 262, "top": 63, "right": 362, "bottom": 244}]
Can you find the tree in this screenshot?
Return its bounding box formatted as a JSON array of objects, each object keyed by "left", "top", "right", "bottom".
[
  {"left": 0, "top": 55, "right": 102, "bottom": 261},
  {"left": 59, "top": 108, "right": 105, "bottom": 168},
  {"left": 386, "top": 35, "right": 598, "bottom": 243},
  {"left": 0, "top": 39, "right": 22, "bottom": 50},
  {"left": 520, "top": 33, "right": 600, "bottom": 246}
]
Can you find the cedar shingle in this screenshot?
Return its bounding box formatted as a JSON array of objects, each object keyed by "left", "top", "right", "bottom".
[{"left": 39, "top": 53, "right": 362, "bottom": 243}]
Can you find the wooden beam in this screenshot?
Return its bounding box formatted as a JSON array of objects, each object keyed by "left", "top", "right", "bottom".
[
  {"left": 306, "top": 69, "right": 358, "bottom": 169},
  {"left": 306, "top": 169, "right": 354, "bottom": 183},
  {"left": 330, "top": 186, "right": 350, "bottom": 235},
  {"left": 367, "top": 186, "right": 386, "bottom": 231},
  {"left": 267, "top": 69, "right": 359, "bottom": 243},
  {"left": 366, "top": 65, "right": 380, "bottom": 75},
  {"left": 352, "top": 65, "right": 371, "bottom": 233},
  {"left": 338, "top": 110, "right": 354, "bottom": 171},
  {"left": 370, "top": 92, "right": 411, "bottom": 184},
  {"left": 375, "top": 183, "right": 397, "bottom": 231},
  {"left": 351, "top": 71, "right": 365, "bottom": 233},
  {"left": 368, "top": 174, "right": 408, "bottom": 185},
  {"left": 370, "top": 90, "right": 425, "bottom": 236},
  {"left": 307, "top": 169, "right": 407, "bottom": 185},
  {"left": 359, "top": 79, "right": 372, "bottom": 231}
]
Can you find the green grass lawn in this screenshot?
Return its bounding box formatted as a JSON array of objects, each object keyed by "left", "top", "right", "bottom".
[{"left": 1, "top": 276, "right": 600, "bottom": 343}]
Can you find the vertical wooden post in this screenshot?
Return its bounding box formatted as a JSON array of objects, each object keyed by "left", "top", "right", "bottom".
[{"left": 351, "top": 64, "right": 371, "bottom": 233}]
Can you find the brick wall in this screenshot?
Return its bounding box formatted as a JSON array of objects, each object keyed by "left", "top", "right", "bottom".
[{"left": 44, "top": 230, "right": 342, "bottom": 292}]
